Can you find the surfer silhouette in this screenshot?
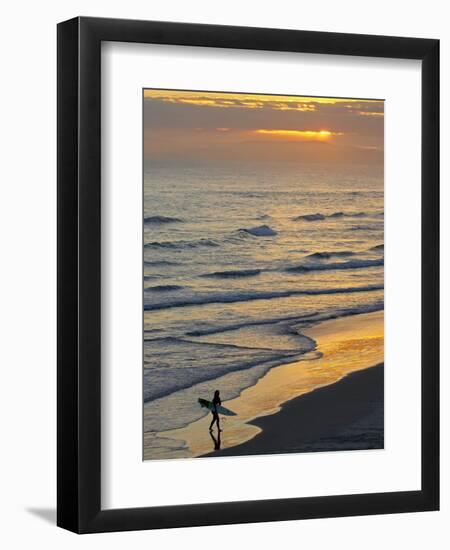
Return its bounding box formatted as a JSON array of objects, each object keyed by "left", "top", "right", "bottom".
[{"left": 209, "top": 390, "right": 222, "bottom": 432}]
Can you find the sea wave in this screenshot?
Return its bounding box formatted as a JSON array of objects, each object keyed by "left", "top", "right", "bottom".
[
  {"left": 293, "top": 211, "right": 369, "bottom": 221},
  {"left": 328, "top": 211, "right": 366, "bottom": 218},
  {"left": 145, "top": 285, "right": 184, "bottom": 292},
  {"left": 286, "top": 258, "right": 383, "bottom": 273},
  {"left": 185, "top": 301, "right": 384, "bottom": 338},
  {"left": 200, "top": 268, "right": 261, "bottom": 278},
  {"left": 144, "top": 238, "right": 220, "bottom": 249},
  {"left": 350, "top": 224, "right": 383, "bottom": 231},
  {"left": 144, "top": 260, "right": 181, "bottom": 267},
  {"left": 144, "top": 284, "right": 384, "bottom": 311},
  {"left": 238, "top": 224, "right": 278, "bottom": 237},
  {"left": 305, "top": 251, "right": 355, "bottom": 259},
  {"left": 294, "top": 213, "right": 326, "bottom": 221},
  {"left": 144, "top": 215, "right": 183, "bottom": 224}
]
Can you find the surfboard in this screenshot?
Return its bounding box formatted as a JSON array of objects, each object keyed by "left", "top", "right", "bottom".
[{"left": 198, "top": 398, "right": 237, "bottom": 416}]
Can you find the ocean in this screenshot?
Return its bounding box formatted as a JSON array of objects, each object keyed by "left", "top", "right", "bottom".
[{"left": 143, "top": 159, "right": 384, "bottom": 453}]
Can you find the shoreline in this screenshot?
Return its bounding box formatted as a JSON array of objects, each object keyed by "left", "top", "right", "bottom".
[
  {"left": 202, "top": 363, "right": 384, "bottom": 457},
  {"left": 144, "top": 309, "right": 384, "bottom": 460}
]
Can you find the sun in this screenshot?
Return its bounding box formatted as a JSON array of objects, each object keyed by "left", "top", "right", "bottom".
[{"left": 253, "top": 129, "right": 342, "bottom": 141}]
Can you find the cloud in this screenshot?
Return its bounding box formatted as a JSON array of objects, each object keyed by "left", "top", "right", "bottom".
[
  {"left": 143, "top": 89, "right": 382, "bottom": 113},
  {"left": 143, "top": 89, "right": 384, "bottom": 165}
]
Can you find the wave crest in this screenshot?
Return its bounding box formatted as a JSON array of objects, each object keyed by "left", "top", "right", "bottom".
[{"left": 239, "top": 224, "right": 277, "bottom": 237}]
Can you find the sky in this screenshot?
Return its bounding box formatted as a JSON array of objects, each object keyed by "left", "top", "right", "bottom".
[{"left": 143, "top": 89, "right": 384, "bottom": 165}]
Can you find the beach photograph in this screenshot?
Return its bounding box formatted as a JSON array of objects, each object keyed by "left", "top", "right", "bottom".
[{"left": 143, "top": 89, "right": 384, "bottom": 460}]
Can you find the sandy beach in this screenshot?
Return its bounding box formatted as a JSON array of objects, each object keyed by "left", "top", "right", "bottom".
[
  {"left": 144, "top": 309, "right": 384, "bottom": 460},
  {"left": 203, "top": 363, "right": 383, "bottom": 457}
]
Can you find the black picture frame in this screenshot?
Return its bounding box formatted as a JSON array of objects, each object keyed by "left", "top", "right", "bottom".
[{"left": 57, "top": 16, "right": 439, "bottom": 533}]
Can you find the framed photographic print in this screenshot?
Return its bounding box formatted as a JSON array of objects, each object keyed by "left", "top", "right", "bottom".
[{"left": 57, "top": 17, "right": 439, "bottom": 533}]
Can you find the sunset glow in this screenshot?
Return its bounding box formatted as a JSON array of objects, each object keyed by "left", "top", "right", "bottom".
[
  {"left": 254, "top": 129, "right": 343, "bottom": 140},
  {"left": 143, "top": 88, "right": 384, "bottom": 164}
]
